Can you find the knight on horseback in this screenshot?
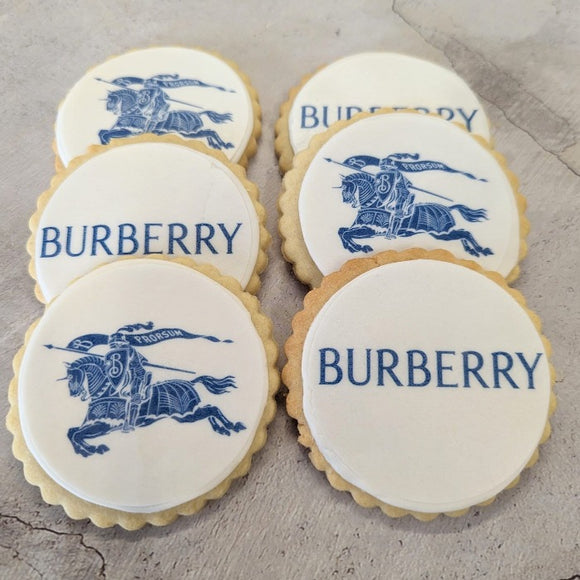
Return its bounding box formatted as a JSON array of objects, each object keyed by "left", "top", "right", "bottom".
[
  {"left": 97, "top": 74, "right": 235, "bottom": 150},
  {"left": 104, "top": 330, "right": 152, "bottom": 433},
  {"left": 331, "top": 153, "right": 493, "bottom": 258},
  {"left": 55, "top": 322, "right": 245, "bottom": 457}
]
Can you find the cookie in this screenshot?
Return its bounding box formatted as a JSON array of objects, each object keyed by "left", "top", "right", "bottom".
[
  {"left": 8, "top": 258, "right": 278, "bottom": 529},
  {"left": 55, "top": 46, "right": 261, "bottom": 169},
  {"left": 280, "top": 110, "right": 527, "bottom": 287},
  {"left": 30, "top": 136, "right": 269, "bottom": 303},
  {"left": 284, "top": 250, "right": 555, "bottom": 520},
  {"left": 276, "top": 52, "right": 490, "bottom": 173}
]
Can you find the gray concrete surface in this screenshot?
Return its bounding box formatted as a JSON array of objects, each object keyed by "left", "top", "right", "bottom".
[{"left": 0, "top": 1, "right": 578, "bottom": 578}]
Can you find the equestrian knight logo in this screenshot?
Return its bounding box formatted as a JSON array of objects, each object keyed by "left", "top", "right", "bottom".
[
  {"left": 48, "top": 322, "right": 245, "bottom": 457},
  {"left": 328, "top": 153, "right": 494, "bottom": 258},
  {"left": 96, "top": 74, "right": 236, "bottom": 151}
]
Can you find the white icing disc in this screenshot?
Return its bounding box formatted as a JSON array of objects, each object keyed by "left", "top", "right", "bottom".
[
  {"left": 33, "top": 141, "right": 262, "bottom": 302},
  {"left": 296, "top": 112, "right": 521, "bottom": 280},
  {"left": 288, "top": 52, "right": 490, "bottom": 155},
  {"left": 56, "top": 47, "right": 256, "bottom": 166},
  {"left": 18, "top": 259, "right": 270, "bottom": 514},
  {"left": 301, "top": 259, "right": 552, "bottom": 514}
]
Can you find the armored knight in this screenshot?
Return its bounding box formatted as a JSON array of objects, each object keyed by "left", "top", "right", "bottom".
[
  {"left": 105, "top": 331, "right": 152, "bottom": 432},
  {"left": 137, "top": 86, "right": 171, "bottom": 132},
  {"left": 375, "top": 156, "right": 416, "bottom": 239}
]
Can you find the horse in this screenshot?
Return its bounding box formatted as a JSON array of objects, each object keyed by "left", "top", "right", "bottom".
[
  {"left": 337, "top": 172, "right": 494, "bottom": 257},
  {"left": 62, "top": 355, "right": 245, "bottom": 457},
  {"left": 97, "top": 88, "right": 235, "bottom": 151}
]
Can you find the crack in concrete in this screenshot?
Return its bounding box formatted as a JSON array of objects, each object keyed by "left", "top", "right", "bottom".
[
  {"left": 442, "top": 37, "right": 580, "bottom": 178},
  {"left": 391, "top": 0, "right": 579, "bottom": 179},
  {"left": 449, "top": 39, "right": 569, "bottom": 133},
  {"left": 1, "top": 542, "right": 44, "bottom": 578},
  {"left": 392, "top": 0, "right": 438, "bottom": 51},
  {"left": 498, "top": 116, "right": 580, "bottom": 178},
  {"left": 477, "top": 89, "right": 580, "bottom": 179},
  {"left": 0, "top": 514, "right": 106, "bottom": 578}
]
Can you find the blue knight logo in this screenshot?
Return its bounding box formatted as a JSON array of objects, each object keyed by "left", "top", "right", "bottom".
[
  {"left": 326, "top": 153, "right": 494, "bottom": 257},
  {"left": 47, "top": 322, "right": 245, "bottom": 457},
  {"left": 96, "top": 74, "right": 236, "bottom": 151}
]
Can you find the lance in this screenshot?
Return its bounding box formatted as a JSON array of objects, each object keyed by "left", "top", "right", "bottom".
[
  {"left": 407, "top": 184, "right": 453, "bottom": 202},
  {"left": 324, "top": 157, "right": 454, "bottom": 203},
  {"left": 44, "top": 344, "right": 198, "bottom": 375},
  {"left": 95, "top": 77, "right": 210, "bottom": 110}
]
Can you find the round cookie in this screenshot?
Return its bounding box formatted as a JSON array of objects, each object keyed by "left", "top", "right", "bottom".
[
  {"left": 280, "top": 111, "right": 526, "bottom": 287},
  {"left": 276, "top": 52, "right": 490, "bottom": 172},
  {"left": 8, "top": 258, "right": 278, "bottom": 529},
  {"left": 55, "top": 46, "right": 261, "bottom": 169},
  {"left": 30, "top": 136, "right": 269, "bottom": 303},
  {"left": 284, "top": 250, "right": 555, "bottom": 520}
]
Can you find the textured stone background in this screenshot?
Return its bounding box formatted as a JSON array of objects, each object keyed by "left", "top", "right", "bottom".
[{"left": 0, "top": 1, "right": 578, "bottom": 578}]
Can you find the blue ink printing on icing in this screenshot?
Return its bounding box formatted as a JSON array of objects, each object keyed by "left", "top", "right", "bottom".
[
  {"left": 96, "top": 74, "right": 236, "bottom": 150},
  {"left": 46, "top": 322, "right": 245, "bottom": 457},
  {"left": 39, "top": 222, "right": 243, "bottom": 258},
  {"left": 324, "top": 153, "right": 493, "bottom": 258},
  {"left": 300, "top": 106, "right": 479, "bottom": 132},
  {"left": 318, "top": 348, "right": 543, "bottom": 390}
]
